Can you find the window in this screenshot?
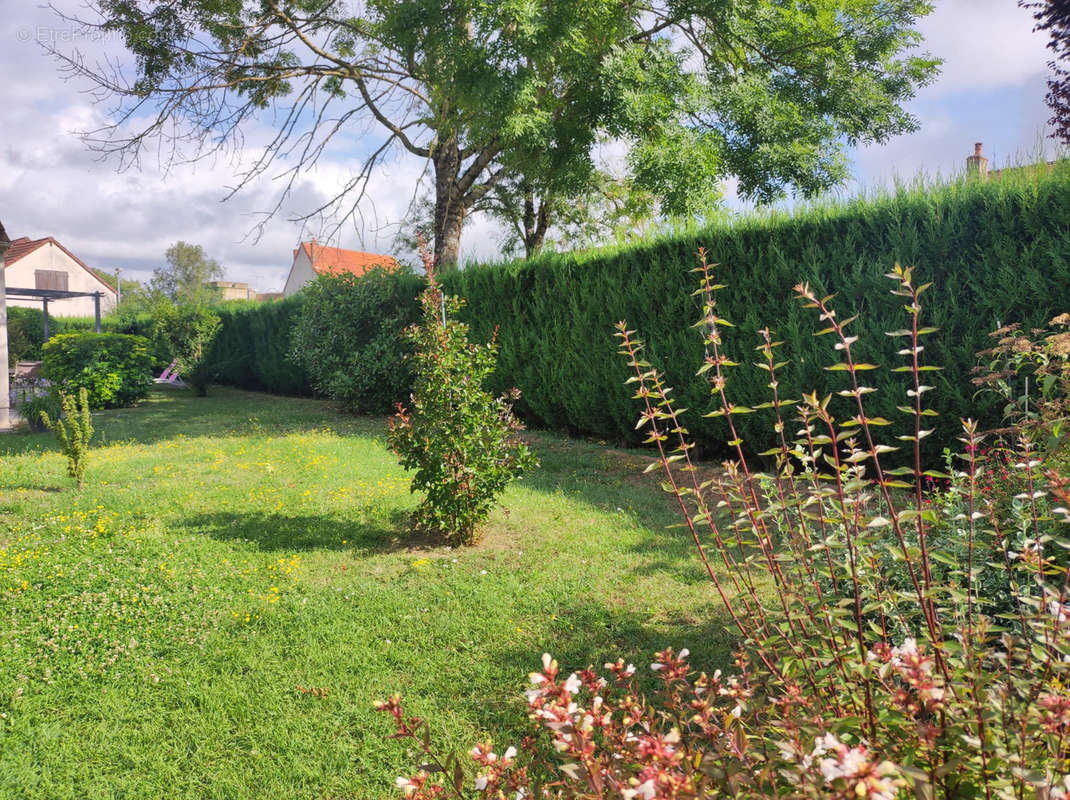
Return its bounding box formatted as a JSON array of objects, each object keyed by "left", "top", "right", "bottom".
[{"left": 35, "top": 270, "right": 68, "bottom": 292}]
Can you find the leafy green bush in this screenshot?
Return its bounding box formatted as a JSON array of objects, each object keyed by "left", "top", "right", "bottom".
[
  {"left": 290, "top": 268, "right": 423, "bottom": 413},
  {"left": 40, "top": 387, "right": 94, "bottom": 490},
  {"left": 8, "top": 307, "right": 47, "bottom": 366},
  {"left": 388, "top": 260, "right": 536, "bottom": 545},
  {"left": 18, "top": 392, "right": 61, "bottom": 434},
  {"left": 41, "top": 332, "right": 154, "bottom": 409},
  {"left": 150, "top": 304, "right": 222, "bottom": 396}
]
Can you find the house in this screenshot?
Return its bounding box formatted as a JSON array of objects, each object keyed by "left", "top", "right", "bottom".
[
  {"left": 282, "top": 239, "right": 398, "bottom": 297},
  {"left": 207, "top": 280, "right": 258, "bottom": 301},
  {"left": 967, "top": 142, "right": 1058, "bottom": 181},
  {"left": 2, "top": 232, "right": 117, "bottom": 316}
]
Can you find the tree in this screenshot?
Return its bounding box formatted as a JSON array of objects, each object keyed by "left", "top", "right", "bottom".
[
  {"left": 55, "top": 1, "right": 938, "bottom": 270},
  {"left": 1022, "top": 0, "right": 1070, "bottom": 144},
  {"left": 149, "top": 242, "right": 224, "bottom": 305}
]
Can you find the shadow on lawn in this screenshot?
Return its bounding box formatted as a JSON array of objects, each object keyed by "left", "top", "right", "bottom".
[
  {"left": 466, "top": 599, "right": 738, "bottom": 736},
  {"left": 181, "top": 509, "right": 431, "bottom": 554}
]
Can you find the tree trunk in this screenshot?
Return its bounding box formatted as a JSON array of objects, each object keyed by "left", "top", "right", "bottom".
[
  {"left": 432, "top": 138, "right": 466, "bottom": 272},
  {"left": 522, "top": 190, "right": 552, "bottom": 259}
]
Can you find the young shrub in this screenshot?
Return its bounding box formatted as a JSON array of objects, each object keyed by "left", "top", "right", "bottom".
[
  {"left": 18, "top": 392, "right": 62, "bottom": 434},
  {"left": 379, "top": 252, "right": 1070, "bottom": 799},
  {"left": 41, "top": 332, "right": 154, "bottom": 408},
  {"left": 40, "top": 387, "right": 93, "bottom": 490},
  {"left": 290, "top": 267, "right": 423, "bottom": 413},
  {"left": 150, "top": 304, "right": 222, "bottom": 395},
  {"left": 387, "top": 252, "right": 536, "bottom": 545}
]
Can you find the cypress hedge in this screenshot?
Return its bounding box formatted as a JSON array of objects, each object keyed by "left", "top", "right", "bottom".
[
  {"left": 443, "top": 165, "right": 1070, "bottom": 458},
  {"left": 204, "top": 297, "right": 310, "bottom": 395},
  {"left": 200, "top": 163, "right": 1070, "bottom": 458}
]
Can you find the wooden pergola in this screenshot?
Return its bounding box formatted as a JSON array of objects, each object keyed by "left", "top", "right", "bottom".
[{"left": 5, "top": 287, "right": 105, "bottom": 341}]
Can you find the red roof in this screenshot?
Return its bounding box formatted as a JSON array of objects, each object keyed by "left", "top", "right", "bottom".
[
  {"left": 297, "top": 241, "right": 398, "bottom": 278},
  {"left": 2, "top": 236, "right": 118, "bottom": 295}
]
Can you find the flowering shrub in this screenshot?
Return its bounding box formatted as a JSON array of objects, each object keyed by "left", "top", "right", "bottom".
[
  {"left": 379, "top": 252, "right": 1070, "bottom": 798},
  {"left": 387, "top": 245, "right": 536, "bottom": 545}
]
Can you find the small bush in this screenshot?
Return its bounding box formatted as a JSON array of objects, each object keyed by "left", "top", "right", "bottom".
[
  {"left": 290, "top": 268, "right": 423, "bottom": 413},
  {"left": 19, "top": 392, "right": 62, "bottom": 434},
  {"left": 387, "top": 253, "right": 536, "bottom": 545},
  {"left": 150, "top": 304, "right": 222, "bottom": 395},
  {"left": 40, "top": 387, "right": 93, "bottom": 489},
  {"left": 42, "top": 332, "right": 154, "bottom": 409}
]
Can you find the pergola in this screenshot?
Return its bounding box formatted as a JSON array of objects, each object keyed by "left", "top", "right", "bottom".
[{"left": 6, "top": 287, "right": 105, "bottom": 341}]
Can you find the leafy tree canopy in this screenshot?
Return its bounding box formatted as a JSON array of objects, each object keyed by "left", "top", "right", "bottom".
[
  {"left": 56, "top": 0, "right": 939, "bottom": 269},
  {"left": 149, "top": 242, "right": 225, "bottom": 305}
]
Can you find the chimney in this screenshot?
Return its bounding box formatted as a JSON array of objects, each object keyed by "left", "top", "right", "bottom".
[{"left": 966, "top": 142, "right": 988, "bottom": 179}]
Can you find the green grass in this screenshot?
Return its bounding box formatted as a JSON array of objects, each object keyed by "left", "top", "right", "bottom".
[{"left": 0, "top": 388, "right": 734, "bottom": 799}]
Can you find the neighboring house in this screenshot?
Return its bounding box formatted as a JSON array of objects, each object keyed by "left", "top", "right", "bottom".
[
  {"left": 207, "top": 280, "right": 258, "bottom": 301},
  {"left": 3, "top": 233, "right": 117, "bottom": 316},
  {"left": 282, "top": 240, "right": 398, "bottom": 297},
  {"left": 967, "top": 142, "right": 1058, "bottom": 181}
]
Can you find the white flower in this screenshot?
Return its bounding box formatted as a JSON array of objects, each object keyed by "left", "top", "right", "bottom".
[
  {"left": 503, "top": 746, "right": 517, "bottom": 761},
  {"left": 542, "top": 653, "right": 554, "bottom": 670},
  {"left": 474, "top": 776, "right": 488, "bottom": 790},
  {"left": 636, "top": 778, "right": 657, "bottom": 799},
  {"left": 563, "top": 673, "right": 582, "bottom": 694},
  {"left": 679, "top": 648, "right": 689, "bottom": 659},
  {"left": 395, "top": 777, "right": 416, "bottom": 796}
]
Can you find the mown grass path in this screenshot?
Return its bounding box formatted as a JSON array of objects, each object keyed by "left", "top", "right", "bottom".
[{"left": 0, "top": 388, "right": 732, "bottom": 799}]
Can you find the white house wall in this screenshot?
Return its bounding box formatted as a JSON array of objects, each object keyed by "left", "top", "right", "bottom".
[
  {"left": 282, "top": 249, "right": 317, "bottom": 297},
  {"left": 6, "top": 243, "right": 116, "bottom": 317}
]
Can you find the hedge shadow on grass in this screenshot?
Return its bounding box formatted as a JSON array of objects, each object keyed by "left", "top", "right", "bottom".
[
  {"left": 180, "top": 509, "right": 427, "bottom": 554},
  {"left": 453, "top": 599, "right": 738, "bottom": 742}
]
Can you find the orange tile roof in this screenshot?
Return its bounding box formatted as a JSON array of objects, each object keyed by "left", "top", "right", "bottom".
[
  {"left": 2, "top": 235, "right": 118, "bottom": 294},
  {"left": 298, "top": 241, "right": 398, "bottom": 278}
]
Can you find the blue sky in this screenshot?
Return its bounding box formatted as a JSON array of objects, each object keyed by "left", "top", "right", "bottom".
[{"left": 0, "top": 0, "right": 1061, "bottom": 291}]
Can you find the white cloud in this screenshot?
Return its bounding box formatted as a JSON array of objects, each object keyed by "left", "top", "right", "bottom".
[{"left": 917, "top": 0, "right": 1050, "bottom": 95}]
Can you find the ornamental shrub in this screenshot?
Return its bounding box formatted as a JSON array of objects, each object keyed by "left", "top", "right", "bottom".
[
  {"left": 150, "top": 304, "right": 222, "bottom": 396},
  {"left": 290, "top": 267, "right": 423, "bottom": 413},
  {"left": 387, "top": 252, "right": 536, "bottom": 545},
  {"left": 380, "top": 255, "right": 1070, "bottom": 799},
  {"left": 40, "top": 387, "right": 93, "bottom": 490},
  {"left": 41, "top": 332, "right": 154, "bottom": 409}
]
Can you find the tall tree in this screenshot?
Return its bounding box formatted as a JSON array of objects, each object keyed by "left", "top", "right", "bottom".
[
  {"left": 1022, "top": 0, "right": 1070, "bottom": 144},
  {"left": 150, "top": 242, "right": 225, "bottom": 305},
  {"left": 55, "top": 1, "right": 938, "bottom": 270}
]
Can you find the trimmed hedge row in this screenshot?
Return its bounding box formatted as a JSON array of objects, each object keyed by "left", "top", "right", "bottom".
[
  {"left": 443, "top": 166, "right": 1070, "bottom": 457},
  {"left": 204, "top": 298, "right": 310, "bottom": 396},
  {"left": 203, "top": 165, "right": 1070, "bottom": 457}
]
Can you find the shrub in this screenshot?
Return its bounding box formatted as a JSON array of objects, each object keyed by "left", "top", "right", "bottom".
[
  {"left": 40, "top": 387, "right": 93, "bottom": 490},
  {"left": 387, "top": 252, "right": 536, "bottom": 545},
  {"left": 8, "top": 307, "right": 47, "bottom": 366},
  {"left": 290, "top": 268, "right": 423, "bottom": 413},
  {"left": 379, "top": 254, "right": 1070, "bottom": 798},
  {"left": 19, "top": 392, "right": 62, "bottom": 434},
  {"left": 150, "top": 304, "right": 222, "bottom": 396},
  {"left": 42, "top": 332, "right": 154, "bottom": 409}
]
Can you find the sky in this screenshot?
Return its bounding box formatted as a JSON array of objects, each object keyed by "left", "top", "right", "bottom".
[{"left": 0, "top": 1, "right": 1061, "bottom": 293}]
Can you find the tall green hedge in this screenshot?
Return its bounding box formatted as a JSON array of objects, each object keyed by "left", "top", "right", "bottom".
[
  {"left": 197, "top": 164, "right": 1070, "bottom": 458},
  {"left": 204, "top": 297, "right": 310, "bottom": 395},
  {"left": 443, "top": 165, "right": 1070, "bottom": 458}
]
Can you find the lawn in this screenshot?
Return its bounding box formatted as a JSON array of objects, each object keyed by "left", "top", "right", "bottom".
[{"left": 0, "top": 388, "right": 734, "bottom": 799}]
